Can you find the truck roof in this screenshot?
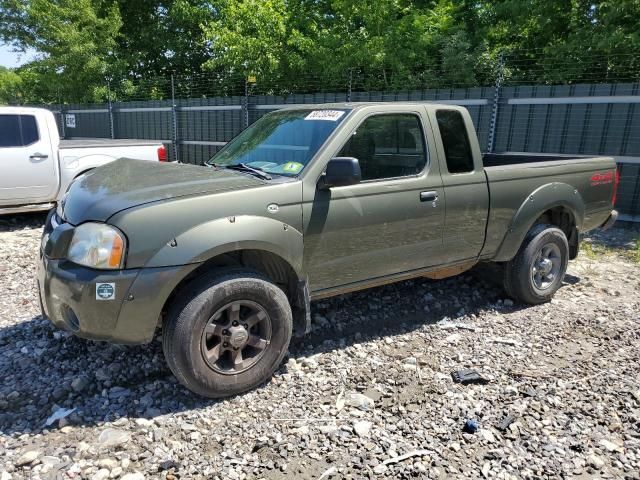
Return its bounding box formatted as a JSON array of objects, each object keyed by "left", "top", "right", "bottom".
[
  {"left": 272, "top": 101, "right": 467, "bottom": 111},
  {"left": 0, "top": 106, "right": 54, "bottom": 115},
  {"left": 1, "top": 102, "right": 464, "bottom": 117}
]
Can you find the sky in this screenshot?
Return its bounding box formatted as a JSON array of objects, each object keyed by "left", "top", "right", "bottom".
[{"left": 0, "top": 43, "right": 37, "bottom": 68}]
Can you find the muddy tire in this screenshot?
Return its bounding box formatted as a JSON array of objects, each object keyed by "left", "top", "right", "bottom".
[
  {"left": 163, "top": 269, "right": 292, "bottom": 398},
  {"left": 503, "top": 224, "right": 569, "bottom": 305}
]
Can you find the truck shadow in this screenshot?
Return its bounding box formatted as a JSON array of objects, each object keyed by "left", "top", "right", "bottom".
[
  {"left": 0, "top": 269, "right": 570, "bottom": 436},
  {"left": 0, "top": 211, "right": 48, "bottom": 233}
]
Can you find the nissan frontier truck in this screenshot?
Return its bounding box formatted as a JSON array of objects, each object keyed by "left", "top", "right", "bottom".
[{"left": 38, "top": 102, "right": 618, "bottom": 397}]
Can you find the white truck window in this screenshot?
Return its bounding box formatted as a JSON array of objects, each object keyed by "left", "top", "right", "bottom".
[{"left": 0, "top": 114, "right": 40, "bottom": 148}]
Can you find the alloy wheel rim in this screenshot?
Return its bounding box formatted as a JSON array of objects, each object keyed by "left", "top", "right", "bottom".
[
  {"left": 200, "top": 300, "right": 271, "bottom": 375},
  {"left": 531, "top": 242, "right": 562, "bottom": 292}
]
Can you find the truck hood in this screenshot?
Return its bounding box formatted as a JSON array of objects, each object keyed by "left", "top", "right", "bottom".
[{"left": 61, "top": 158, "right": 265, "bottom": 224}]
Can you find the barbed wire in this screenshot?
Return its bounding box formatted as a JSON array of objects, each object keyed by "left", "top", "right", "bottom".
[{"left": 58, "top": 51, "right": 637, "bottom": 104}]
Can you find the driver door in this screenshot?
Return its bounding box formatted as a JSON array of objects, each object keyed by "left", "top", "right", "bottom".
[{"left": 302, "top": 109, "right": 446, "bottom": 293}]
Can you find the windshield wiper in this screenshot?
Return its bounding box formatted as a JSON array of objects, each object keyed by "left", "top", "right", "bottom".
[{"left": 223, "top": 163, "right": 272, "bottom": 180}]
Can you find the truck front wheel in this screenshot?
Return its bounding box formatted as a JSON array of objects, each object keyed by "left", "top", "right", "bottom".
[
  {"left": 163, "top": 269, "right": 292, "bottom": 398},
  {"left": 503, "top": 224, "right": 569, "bottom": 304}
]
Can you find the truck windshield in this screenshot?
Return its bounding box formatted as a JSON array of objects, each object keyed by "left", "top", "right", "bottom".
[{"left": 207, "top": 109, "right": 350, "bottom": 176}]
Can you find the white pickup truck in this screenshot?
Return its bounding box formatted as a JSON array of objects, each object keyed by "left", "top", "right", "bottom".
[{"left": 0, "top": 106, "right": 167, "bottom": 214}]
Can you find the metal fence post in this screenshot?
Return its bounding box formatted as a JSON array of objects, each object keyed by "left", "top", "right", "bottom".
[
  {"left": 60, "top": 105, "right": 66, "bottom": 139},
  {"left": 56, "top": 88, "right": 66, "bottom": 139},
  {"left": 243, "top": 77, "right": 250, "bottom": 129},
  {"left": 487, "top": 55, "right": 505, "bottom": 153},
  {"left": 347, "top": 69, "right": 353, "bottom": 102},
  {"left": 107, "top": 79, "right": 115, "bottom": 139},
  {"left": 170, "top": 74, "right": 180, "bottom": 162}
]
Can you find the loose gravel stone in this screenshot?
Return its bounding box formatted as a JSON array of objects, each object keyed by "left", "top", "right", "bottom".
[
  {"left": 343, "top": 392, "right": 375, "bottom": 410},
  {"left": 14, "top": 450, "right": 40, "bottom": 467},
  {"left": 0, "top": 213, "right": 639, "bottom": 479},
  {"left": 588, "top": 454, "right": 606, "bottom": 470},
  {"left": 97, "top": 429, "right": 131, "bottom": 448},
  {"left": 120, "top": 473, "right": 145, "bottom": 480},
  {"left": 353, "top": 420, "right": 372, "bottom": 437},
  {"left": 71, "top": 375, "right": 91, "bottom": 392},
  {"left": 91, "top": 469, "right": 110, "bottom": 480}
]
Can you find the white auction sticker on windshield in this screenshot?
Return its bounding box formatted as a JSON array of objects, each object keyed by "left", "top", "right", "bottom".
[{"left": 305, "top": 110, "right": 345, "bottom": 121}]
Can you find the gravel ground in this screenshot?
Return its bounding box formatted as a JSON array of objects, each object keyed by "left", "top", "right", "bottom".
[{"left": 1, "top": 213, "right": 639, "bottom": 480}]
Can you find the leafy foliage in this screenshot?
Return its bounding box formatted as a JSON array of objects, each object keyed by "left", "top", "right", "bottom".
[
  {"left": 0, "top": 0, "right": 121, "bottom": 102},
  {"left": 0, "top": 65, "right": 22, "bottom": 103},
  {"left": 0, "top": 0, "right": 639, "bottom": 104}
]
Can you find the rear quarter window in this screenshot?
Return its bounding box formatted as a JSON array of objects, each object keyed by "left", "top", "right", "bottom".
[
  {"left": 436, "top": 110, "right": 474, "bottom": 174},
  {"left": 0, "top": 114, "right": 39, "bottom": 147}
]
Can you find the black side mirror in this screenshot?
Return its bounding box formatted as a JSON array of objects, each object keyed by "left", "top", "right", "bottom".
[{"left": 319, "top": 157, "right": 361, "bottom": 189}]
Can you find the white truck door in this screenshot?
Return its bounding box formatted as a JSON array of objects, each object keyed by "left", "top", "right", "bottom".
[{"left": 0, "top": 110, "right": 56, "bottom": 203}]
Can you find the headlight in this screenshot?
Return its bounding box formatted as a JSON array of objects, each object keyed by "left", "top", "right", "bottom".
[{"left": 67, "top": 223, "right": 126, "bottom": 269}]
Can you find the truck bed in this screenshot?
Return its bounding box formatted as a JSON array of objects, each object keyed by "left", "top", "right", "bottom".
[
  {"left": 60, "top": 138, "right": 163, "bottom": 149},
  {"left": 480, "top": 153, "right": 616, "bottom": 261}
]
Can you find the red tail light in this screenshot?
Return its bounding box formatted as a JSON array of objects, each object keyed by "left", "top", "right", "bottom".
[
  {"left": 612, "top": 167, "right": 620, "bottom": 205},
  {"left": 157, "top": 145, "right": 167, "bottom": 162}
]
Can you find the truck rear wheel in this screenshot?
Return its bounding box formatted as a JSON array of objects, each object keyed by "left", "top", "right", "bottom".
[
  {"left": 163, "top": 269, "right": 292, "bottom": 398},
  {"left": 503, "top": 224, "right": 569, "bottom": 304}
]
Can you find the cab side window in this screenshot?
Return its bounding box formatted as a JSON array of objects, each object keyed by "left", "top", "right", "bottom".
[
  {"left": 337, "top": 114, "right": 427, "bottom": 181},
  {"left": 436, "top": 110, "right": 474, "bottom": 174},
  {"left": 0, "top": 114, "right": 39, "bottom": 147}
]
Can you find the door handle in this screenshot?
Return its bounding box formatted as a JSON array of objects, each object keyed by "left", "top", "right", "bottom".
[
  {"left": 420, "top": 191, "right": 439, "bottom": 203},
  {"left": 30, "top": 153, "right": 49, "bottom": 160}
]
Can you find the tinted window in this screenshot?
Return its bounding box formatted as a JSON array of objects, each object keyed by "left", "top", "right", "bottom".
[
  {"left": 0, "top": 114, "right": 39, "bottom": 147},
  {"left": 436, "top": 110, "right": 474, "bottom": 174},
  {"left": 21, "top": 115, "right": 39, "bottom": 145},
  {"left": 0, "top": 115, "right": 22, "bottom": 147},
  {"left": 338, "top": 114, "right": 426, "bottom": 181}
]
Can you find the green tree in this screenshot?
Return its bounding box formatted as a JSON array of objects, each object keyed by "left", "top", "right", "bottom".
[
  {"left": 0, "top": 0, "right": 122, "bottom": 102},
  {"left": 0, "top": 65, "right": 23, "bottom": 104},
  {"left": 114, "top": 0, "right": 213, "bottom": 77},
  {"left": 202, "top": 0, "right": 484, "bottom": 93},
  {"left": 201, "top": 0, "right": 303, "bottom": 87},
  {"left": 2, "top": 0, "right": 640, "bottom": 103},
  {"left": 477, "top": 0, "right": 640, "bottom": 83}
]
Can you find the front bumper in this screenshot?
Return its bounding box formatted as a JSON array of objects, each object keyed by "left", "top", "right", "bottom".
[
  {"left": 38, "top": 254, "right": 143, "bottom": 343},
  {"left": 38, "top": 215, "right": 200, "bottom": 344}
]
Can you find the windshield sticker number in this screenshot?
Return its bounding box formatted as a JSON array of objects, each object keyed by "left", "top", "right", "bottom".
[
  {"left": 283, "top": 162, "right": 304, "bottom": 173},
  {"left": 305, "top": 110, "right": 345, "bottom": 121}
]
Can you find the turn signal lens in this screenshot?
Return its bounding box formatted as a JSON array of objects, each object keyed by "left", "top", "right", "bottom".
[{"left": 108, "top": 234, "right": 124, "bottom": 268}]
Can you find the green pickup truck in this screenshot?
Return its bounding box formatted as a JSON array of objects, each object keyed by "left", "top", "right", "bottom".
[{"left": 38, "top": 102, "right": 618, "bottom": 398}]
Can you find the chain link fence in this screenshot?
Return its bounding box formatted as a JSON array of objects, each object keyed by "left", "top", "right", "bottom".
[{"left": 35, "top": 52, "right": 640, "bottom": 220}]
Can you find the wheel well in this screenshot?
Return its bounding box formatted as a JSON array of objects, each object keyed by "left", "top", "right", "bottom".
[
  {"left": 159, "top": 249, "right": 305, "bottom": 330},
  {"left": 534, "top": 206, "right": 579, "bottom": 259}
]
